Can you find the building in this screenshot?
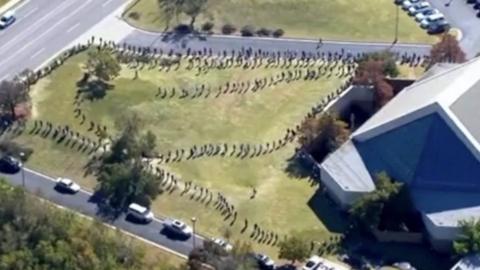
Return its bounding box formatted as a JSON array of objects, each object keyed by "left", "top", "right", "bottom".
[
  {"left": 319, "top": 58, "right": 480, "bottom": 251},
  {"left": 451, "top": 254, "right": 480, "bottom": 270}
]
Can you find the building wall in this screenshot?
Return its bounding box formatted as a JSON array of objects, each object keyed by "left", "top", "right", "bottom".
[
  {"left": 422, "top": 214, "right": 460, "bottom": 252},
  {"left": 319, "top": 166, "right": 367, "bottom": 209}
]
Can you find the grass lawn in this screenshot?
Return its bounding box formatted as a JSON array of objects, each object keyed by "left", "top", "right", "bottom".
[
  {"left": 8, "top": 49, "right": 443, "bottom": 268},
  {"left": 124, "top": 0, "right": 436, "bottom": 43},
  {"left": 0, "top": 0, "right": 9, "bottom": 8}
]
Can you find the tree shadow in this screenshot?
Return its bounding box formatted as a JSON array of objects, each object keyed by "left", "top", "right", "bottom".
[
  {"left": 88, "top": 190, "right": 123, "bottom": 222},
  {"left": 284, "top": 150, "right": 320, "bottom": 180},
  {"left": 307, "top": 190, "right": 349, "bottom": 234},
  {"left": 77, "top": 80, "right": 114, "bottom": 102}
]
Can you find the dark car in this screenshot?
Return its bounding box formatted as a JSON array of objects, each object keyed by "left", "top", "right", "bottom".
[
  {"left": 0, "top": 156, "right": 21, "bottom": 173},
  {"left": 427, "top": 20, "right": 451, "bottom": 34}
]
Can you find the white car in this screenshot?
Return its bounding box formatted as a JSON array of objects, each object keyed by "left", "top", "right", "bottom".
[
  {"left": 420, "top": 13, "right": 445, "bottom": 28},
  {"left": 55, "top": 178, "right": 81, "bottom": 193},
  {"left": 163, "top": 219, "right": 193, "bottom": 237},
  {"left": 0, "top": 10, "right": 15, "bottom": 29},
  {"left": 254, "top": 253, "right": 275, "bottom": 269},
  {"left": 408, "top": 2, "right": 430, "bottom": 15},
  {"left": 212, "top": 237, "right": 233, "bottom": 252},
  {"left": 402, "top": 0, "right": 421, "bottom": 10},
  {"left": 415, "top": 9, "right": 438, "bottom": 22},
  {"left": 127, "top": 203, "right": 154, "bottom": 223},
  {"left": 302, "top": 255, "right": 323, "bottom": 270}
]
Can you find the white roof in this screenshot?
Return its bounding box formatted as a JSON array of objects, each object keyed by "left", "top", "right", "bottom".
[
  {"left": 128, "top": 203, "right": 148, "bottom": 213},
  {"left": 2, "top": 10, "right": 14, "bottom": 18}
]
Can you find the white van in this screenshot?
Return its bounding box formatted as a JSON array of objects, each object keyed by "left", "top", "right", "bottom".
[
  {"left": 420, "top": 13, "right": 445, "bottom": 28},
  {"left": 0, "top": 10, "right": 16, "bottom": 29},
  {"left": 127, "top": 203, "right": 154, "bottom": 223}
]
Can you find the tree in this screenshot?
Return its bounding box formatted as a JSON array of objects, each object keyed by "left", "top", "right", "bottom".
[
  {"left": 454, "top": 219, "right": 480, "bottom": 256},
  {"left": 157, "top": 0, "right": 183, "bottom": 30},
  {"left": 278, "top": 235, "right": 310, "bottom": 264},
  {"left": 349, "top": 172, "right": 403, "bottom": 228},
  {"left": 181, "top": 0, "right": 208, "bottom": 29},
  {"left": 0, "top": 79, "right": 28, "bottom": 119},
  {"left": 86, "top": 50, "right": 121, "bottom": 82},
  {"left": 298, "top": 113, "right": 350, "bottom": 161},
  {"left": 373, "top": 79, "right": 394, "bottom": 109},
  {"left": 429, "top": 34, "right": 466, "bottom": 67}
]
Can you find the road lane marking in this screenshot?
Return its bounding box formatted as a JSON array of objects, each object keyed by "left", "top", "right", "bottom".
[
  {"left": 66, "top": 22, "right": 80, "bottom": 33},
  {"left": 0, "top": 73, "right": 9, "bottom": 81},
  {"left": 0, "top": 0, "right": 93, "bottom": 67},
  {"left": 0, "top": 0, "right": 77, "bottom": 54},
  {"left": 29, "top": 47, "right": 45, "bottom": 59},
  {"left": 22, "top": 6, "right": 39, "bottom": 19},
  {"left": 13, "top": 0, "right": 31, "bottom": 12},
  {"left": 102, "top": 0, "right": 116, "bottom": 7}
]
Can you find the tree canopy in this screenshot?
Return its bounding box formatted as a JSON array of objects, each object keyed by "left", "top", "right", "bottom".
[
  {"left": 429, "top": 34, "right": 466, "bottom": 68},
  {"left": 86, "top": 49, "right": 121, "bottom": 81},
  {"left": 277, "top": 235, "right": 310, "bottom": 263},
  {"left": 298, "top": 113, "right": 350, "bottom": 161},
  {"left": 349, "top": 172, "right": 403, "bottom": 228},
  {"left": 0, "top": 79, "right": 28, "bottom": 120},
  {"left": 97, "top": 113, "right": 162, "bottom": 210},
  {"left": 0, "top": 179, "right": 151, "bottom": 270},
  {"left": 157, "top": 0, "right": 209, "bottom": 29},
  {"left": 454, "top": 219, "right": 480, "bottom": 256}
]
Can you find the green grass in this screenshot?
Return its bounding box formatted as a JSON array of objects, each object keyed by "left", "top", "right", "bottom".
[
  {"left": 124, "top": 0, "right": 436, "bottom": 43},
  {"left": 9, "top": 50, "right": 443, "bottom": 267}
]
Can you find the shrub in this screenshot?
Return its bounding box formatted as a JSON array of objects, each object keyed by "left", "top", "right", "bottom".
[
  {"left": 174, "top": 24, "right": 192, "bottom": 34},
  {"left": 256, "top": 28, "right": 272, "bottom": 37},
  {"left": 240, "top": 25, "right": 256, "bottom": 37},
  {"left": 222, "top": 24, "right": 237, "bottom": 35},
  {"left": 128, "top": 11, "right": 140, "bottom": 20},
  {"left": 272, "top": 28, "right": 285, "bottom": 38},
  {"left": 201, "top": 22, "right": 214, "bottom": 32}
]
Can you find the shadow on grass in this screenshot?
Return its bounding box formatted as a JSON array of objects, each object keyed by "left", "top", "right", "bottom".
[
  {"left": 78, "top": 80, "right": 114, "bottom": 101},
  {"left": 307, "top": 190, "right": 349, "bottom": 234}
]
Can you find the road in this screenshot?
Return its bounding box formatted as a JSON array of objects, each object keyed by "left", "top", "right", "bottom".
[
  {"left": 428, "top": 0, "right": 480, "bottom": 58},
  {"left": 0, "top": 0, "right": 126, "bottom": 80},
  {"left": 121, "top": 28, "right": 433, "bottom": 57},
  {"left": 0, "top": 168, "right": 203, "bottom": 258}
]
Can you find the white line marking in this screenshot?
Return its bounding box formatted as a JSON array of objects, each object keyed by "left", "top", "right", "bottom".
[
  {"left": 21, "top": 6, "right": 38, "bottom": 19},
  {"left": 0, "top": 73, "right": 9, "bottom": 81},
  {"left": 66, "top": 22, "right": 80, "bottom": 33},
  {"left": 0, "top": 0, "right": 93, "bottom": 67},
  {"left": 29, "top": 47, "right": 45, "bottom": 59},
  {"left": 0, "top": 0, "right": 77, "bottom": 54},
  {"left": 12, "top": 0, "right": 31, "bottom": 12},
  {"left": 102, "top": 0, "right": 116, "bottom": 7}
]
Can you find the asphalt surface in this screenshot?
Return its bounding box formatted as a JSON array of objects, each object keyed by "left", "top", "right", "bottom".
[
  {"left": 0, "top": 168, "right": 203, "bottom": 257},
  {"left": 0, "top": 0, "right": 125, "bottom": 80},
  {"left": 428, "top": 0, "right": 480, "bottom": 58},
  {"left": 121, "top": 29, "right": 433, "bottom": 57}
]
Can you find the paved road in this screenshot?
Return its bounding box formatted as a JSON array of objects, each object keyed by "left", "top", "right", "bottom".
[
  {"left": 0, "top": 0, "right": 126, "bottom": 80},
  {"left": 121, "top": 29, "right": 432, "bottom": 57},
  {"left": 428, "top": 0, "right": 480, "bottom": 57},
  {"left": 0, "top": 168, "right": 203, "bottom": 258}
]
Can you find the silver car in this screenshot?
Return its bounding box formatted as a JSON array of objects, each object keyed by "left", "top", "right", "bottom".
[{"left": 163, "top": 219, "right": 193, "bottom": 237}]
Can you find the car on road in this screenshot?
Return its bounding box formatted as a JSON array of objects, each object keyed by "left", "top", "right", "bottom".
[
  {"left": 415, "top": 8, "right": 438, "bottom": 22},
  {"left": 127, "top": 203, "right": 154, "bottom": 223},
  {"left": 408, "top": 2, "right": 430, "bottom": 15},
  {"left": 163, "top": 219, "right": 193, "bottom": 237},
  {"left": 0, "top": 11, "right": 16, "bottom": 29},
  {"left": 0, "top": 155, "right": 21, "bottom": 173},
  {"left": 420, "top": 13, "right": 445, "bottom": 28},
  {"left": 55, "top": 178, "right": 81, "bottom": 193},
  {"left": 302, "top": 255, "right": 323, "bottom": 270},
  {"left": 211, "top": 237, "right": 233, "bottom": 252},
  {"left": 254, "top": 253, "right": 275, "bottom": 270}
]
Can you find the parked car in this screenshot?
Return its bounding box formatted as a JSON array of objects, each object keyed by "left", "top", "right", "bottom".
[
  {"left": 163, "top": 219, "right": 193, "bottom": 237},
  {"left": 415, "top": 8, "right": 438, "bottom": 22},
  {"left": 302, "top": 255, "right": 323, "bottom": 270},
  {"left": 393, "top": 261, "right": 417, "bottom": 270},
  {"left": 394, "top": 0, "right": 405, "bottom": 4},
  {"left": 427, "top": 19, "right": 450, "bottom": 34},
  {"left": 402, "top": 0, "right": 421, "bottom": 10},
  {"left": 0, "top": 10, "right": 15, "bottom": 29},
  {"left": 127, "top": 203, "right": 154, "bottom": 223},
  {"left": 211, "top": 237, "right": 233, "bottom": 252},
  {"left": 55, "top": 178, "right": 81, "bottom": 193},
  {"left": 420, "top": 13, "right": 445, "bottom": 28},
  {"left": 408, "top": 2, "right": 430, "bottom": 15},
  {"left": 0, "top": 155, "right": 21, "bottom": 173},
  {"left": 254, "top": 253, "right": 275, "bottom": 270}
]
